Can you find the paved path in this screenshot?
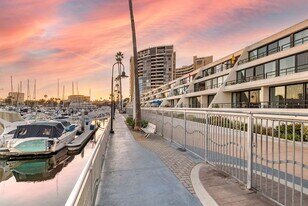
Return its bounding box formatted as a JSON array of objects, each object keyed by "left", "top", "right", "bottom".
[
  {"left": 95, "top": 113, "right": 201, "bottom": 206},
  {"left": 198, "top": 164, "right": 275, "bottom": 206},
  {"left": 135, "top": 132, "right": 202, "bottom": 195}
]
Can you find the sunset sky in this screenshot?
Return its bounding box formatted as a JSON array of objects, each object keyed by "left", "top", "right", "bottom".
[{"left": 0, "top": 0, "right": 307, "bottom": 100}]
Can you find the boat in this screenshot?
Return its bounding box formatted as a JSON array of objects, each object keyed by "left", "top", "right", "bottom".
[
  {"left": 3, "top": 120, "right": 77, "bottom": 155},
  {"left": 0, "top": 110, "right": 30, "bottom": 148}
]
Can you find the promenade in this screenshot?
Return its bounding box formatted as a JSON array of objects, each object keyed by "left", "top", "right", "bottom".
[{"left": 95, "top": 113, "right": 202, "bottom": 206}]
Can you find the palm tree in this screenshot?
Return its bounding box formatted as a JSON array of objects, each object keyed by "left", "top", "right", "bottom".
[{"left": 128, "top": 0, "right": 141, "bottom": 130}]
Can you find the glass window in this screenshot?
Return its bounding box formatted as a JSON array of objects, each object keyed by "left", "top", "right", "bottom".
[
  {"left": 264, "top": 61, "right": 276, "bottom": 78},
  {"left": 218, "top": 76, "right": 223, "bottom": 86},
  {"left": 268, "top": 41, "right": 278, "bottom": 55},
  {"left": 296, "top": 52, "right": 308, "bottom": 72},
  {"left": 249, "top": 50, "right": 257, "bottom": 61},
  {"left": 279, "top": 56, "right": 295, "bottom": 76},
  {"left": 208, "top": 95, "right": 215, "bottom": 106},
  {"left": 212, "top": 78, "right": 218, "bottom": 88},
  {"left": 205, "top": 79, "right": 212, "bottom": 90},
  {"left": 270, "top": 86, "right": 285, "bottom": 107},
  {"left": 278, "top": 36, "right": 291, "bottom": 51},
  {"left": 237, "top": 70, "right": 245, "bottom": 83},
  {"left": 286, "top": 84, "right": 304, "bottom": 108},
  {"left": 257, "top": 46, "right": 267, "bottom": 58},
  {"left": 294, "top": 29, "right": 308, "bottom": 46},
  {"left": 255, "top": 65, "right": 264, "bottom": 79},
  {"left": 245, "top": 68, "right": 254, "bottom": 81},
  {"left": 203, "top": 70, "right": 208, "bottom": 77},
  {"left": 250, "top": 90, "right": 260, "bottom": 108}
]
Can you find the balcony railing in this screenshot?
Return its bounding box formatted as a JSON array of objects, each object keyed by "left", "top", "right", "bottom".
[
  {"left": 213, "top": 100, "right": 308, "bottom": 109},
  {"left": 238, "top": 36, "right": 308, "bottom": 65},
  {"left": 226, "top": 63, "right": 308, "bottom": 86},
  {"left": 194, "top": 83, "right": 223, "bottom": 92}
]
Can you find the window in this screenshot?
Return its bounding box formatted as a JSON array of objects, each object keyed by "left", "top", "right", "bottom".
[
  {"left": 208, "top": 95, "right": 215, "bottom": 106},
  {"left": 205, "top": 79, "right": 212, "bottom": 89},
  {"left": 278, "top": 36, "right": 290, "bottom": 51},
  {"left": 294, "top": 29, "right": 308, "bottom": 46},
  {"left": 279, "top": 56, "right": 295, "bottom": 76},
  {"left": 212, "top": 78, "right": 218, "bottom": 88},
  {"left": 264, "top": 61, "right": 276, "bottom": 78},
  {"left": 218, "top": 76, "right": 223, "bottom": 86},
  {"left": 237, "top": 70, "right": 245, "bottom": 83},
  {"left": 270, "top": 86, "right": 285, "bottom": 107},
  {"left": 189, "top": 96, "right": 201, "bottom": 108},
  {"left": 296, "top": 52, "right": 308, "bottom": 72},
  {"left": 268, "top": 41, "right": 279, "bottom": 55},
  {"left": 249, "top": 50, "right": 257, "bottom": 61},
  {"left": 245, "top": 68, "right": 254, "bottom": 81},
  {"left": 255, "top": 65, "right": 264, "bottom": 79},
  {"left": 232, "top": 90, "right": 259, "bottom": 108},
  {"left": 286, "top": 84, "right": 304, "bottom": 107},
  {"left": 257, "top": 46, "right": 267, "bottom": 58}
]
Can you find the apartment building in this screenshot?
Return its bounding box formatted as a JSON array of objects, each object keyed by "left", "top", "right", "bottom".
[
  {"left": 131, "top": 45, "right": 176, "bottom": 94},
  {"left": 141, "top": 20, "right": 308, "bottom": 109},
  {"left": 175, "top": 56, "right": 213, "bottom": 79}
]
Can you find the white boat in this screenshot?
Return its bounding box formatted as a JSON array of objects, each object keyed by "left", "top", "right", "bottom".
[
  {"left": 4, "top": 121, "right": 77, "bottom": 154},
  {"left": 0, "top": 110, "right": 29, "bottom": 148}
]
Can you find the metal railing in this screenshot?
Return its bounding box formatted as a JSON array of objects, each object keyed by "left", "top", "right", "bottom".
[
  {"left": 238, "top": 36, "right": 308, "bottom": 65},
  {"left": 65, "top": 118, "right": 111, "bottom": 206},
  {"left": 226, "top": 63, "right": 308, "bottom": 86},
  {"left": 213, "top": 100, "right": 308, "bottom": 109},
  {"left": 141, "top": 108, "right": 308, "bottom": 206}
]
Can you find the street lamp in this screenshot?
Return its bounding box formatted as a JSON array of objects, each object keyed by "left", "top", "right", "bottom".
[{"left": 110, "top": 52, "right": 128, "bottom": 134}]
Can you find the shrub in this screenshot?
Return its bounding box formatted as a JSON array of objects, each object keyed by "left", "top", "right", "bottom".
[
  {"left": 141, "top": 120, "right": 148, "bottom": 128},
  {"left": 126, "top": 117, "right": 135, "bottom": 128}
]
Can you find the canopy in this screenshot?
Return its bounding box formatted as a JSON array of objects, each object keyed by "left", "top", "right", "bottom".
[
  {"left": 150, "top": 100, "right": 162, "bottom": 105},
  {"left": 13, "top": 122, "right": 64, "bottom": 139}
]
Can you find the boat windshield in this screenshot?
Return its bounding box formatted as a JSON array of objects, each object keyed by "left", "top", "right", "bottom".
[
  {"left": 13, "top": 123, "right": 64, "bottom": 139},
  {"left": 0, "top": 111, "right": 23, "bottom": 123}
]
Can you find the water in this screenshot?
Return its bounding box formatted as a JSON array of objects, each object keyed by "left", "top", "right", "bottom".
[{"left": 0, "top": 121, "right": 107, "bottom": 206}]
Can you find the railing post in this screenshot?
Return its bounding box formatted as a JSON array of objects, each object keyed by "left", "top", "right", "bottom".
[
  {"left": 247, "top": 113, "right": 253, "bottom": 189},
  {"left": 162, "top": 109, "right": 164, "bottom": 138},
  {"left": 171, "top": 111, "right": 173, "bottom": 143},
  {"left": 184, "top": 110, "right": 187, "bottom": 149},
  {"left": 205, "top": 113, "right": 208, "bottom": 162}
]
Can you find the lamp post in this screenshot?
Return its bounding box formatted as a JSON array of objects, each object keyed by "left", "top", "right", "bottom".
[{"left": 110, "top": 52, "right": 128, "bottom": 134}]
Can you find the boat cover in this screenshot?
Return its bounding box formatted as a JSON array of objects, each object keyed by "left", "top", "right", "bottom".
[{"left": 13, "top": 122, "right": 64, "bottom": 139}]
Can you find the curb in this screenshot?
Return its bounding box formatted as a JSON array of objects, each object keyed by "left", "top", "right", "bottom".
[{"left": 191, "top": 163, "right": 218, "bottom": 206}]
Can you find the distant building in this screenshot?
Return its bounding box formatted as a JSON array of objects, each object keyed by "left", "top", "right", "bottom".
[
  {"left": 67, "top": 95, "right": 90, "bottom": 103},
  {"left": 175, "top": 56, "right": 213, "bottom": 79},
  {"left": 8, "top": 92, "right": 25, "bottom": 104},
  {"left": 130, "top": 45, "right": 176, "bottom": 94}
]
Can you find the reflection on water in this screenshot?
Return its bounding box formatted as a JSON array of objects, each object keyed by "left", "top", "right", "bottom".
[{"left": 0, "top": 119, "right": 107, "bottom": 206}]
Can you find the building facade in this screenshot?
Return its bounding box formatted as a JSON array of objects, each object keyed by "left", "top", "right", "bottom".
[
  {"left": 8, "top": 92, "right": 25, "bottom": 104},
  {"left": 132, "top": 45, "right": 176, "bottom": 93},
  {"left": 175, "top": 56, "right": 213, "bottom": 79},
  {"left": 140, "top": 20, "right": 308, "bottom": 109}
]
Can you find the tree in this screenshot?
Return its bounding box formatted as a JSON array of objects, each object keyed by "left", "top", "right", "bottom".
[{"left": 128, "top": 0, "right": 141, "bottom": 130}]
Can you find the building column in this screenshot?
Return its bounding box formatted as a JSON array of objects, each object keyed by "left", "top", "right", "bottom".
[
  {"left": 260, "top": 86, "right": 269, "bottom": 108},
  {"left": 201, "top": 95, "right": 208, "bottom": 108}
]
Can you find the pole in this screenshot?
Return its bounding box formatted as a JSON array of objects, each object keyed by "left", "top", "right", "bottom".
[{"left": 110, "top": 63, "right": 117, "bottom": 134}]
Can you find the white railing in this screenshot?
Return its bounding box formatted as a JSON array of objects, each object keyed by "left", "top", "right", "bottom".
[
  {"left": 141, "top": 108, "right": 308, "bottom": 206},
  {"left": 65, "top": 118, "right": 111, "bottom": 206}
]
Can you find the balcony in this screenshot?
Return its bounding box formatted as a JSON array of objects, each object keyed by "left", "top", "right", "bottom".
[{"left": 226, "top": 63, "right": 308, "bottom": 86}]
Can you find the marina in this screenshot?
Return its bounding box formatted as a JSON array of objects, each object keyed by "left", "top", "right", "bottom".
[{"left": 0, "top": 105, "right": 110, "bottom": 206}]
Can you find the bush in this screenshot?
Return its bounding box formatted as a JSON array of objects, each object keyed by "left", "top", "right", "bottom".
[
  {"left": 141, "top": 120, "right": 148, "bottom": 128},
  {"left": 126, "top": 117, "right": 135, "bottom": 128}
]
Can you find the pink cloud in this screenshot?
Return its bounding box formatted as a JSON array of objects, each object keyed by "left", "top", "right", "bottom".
[{"left": 0, "top": 0, "right": 307, "bottom": 100}]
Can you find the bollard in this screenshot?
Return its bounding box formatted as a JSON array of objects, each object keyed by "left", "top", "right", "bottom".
[{"left": 81, "top": 109, "right": 85, "bottom": 132}]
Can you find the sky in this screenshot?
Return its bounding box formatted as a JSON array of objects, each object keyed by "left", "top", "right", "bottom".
[{"left": 0, "top": 0, "right": 307, "bottom": 100}]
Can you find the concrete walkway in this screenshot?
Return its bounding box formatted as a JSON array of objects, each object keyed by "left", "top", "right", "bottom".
[{"left": 95, "top": 113, "right": 202, "bottom": 206}]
